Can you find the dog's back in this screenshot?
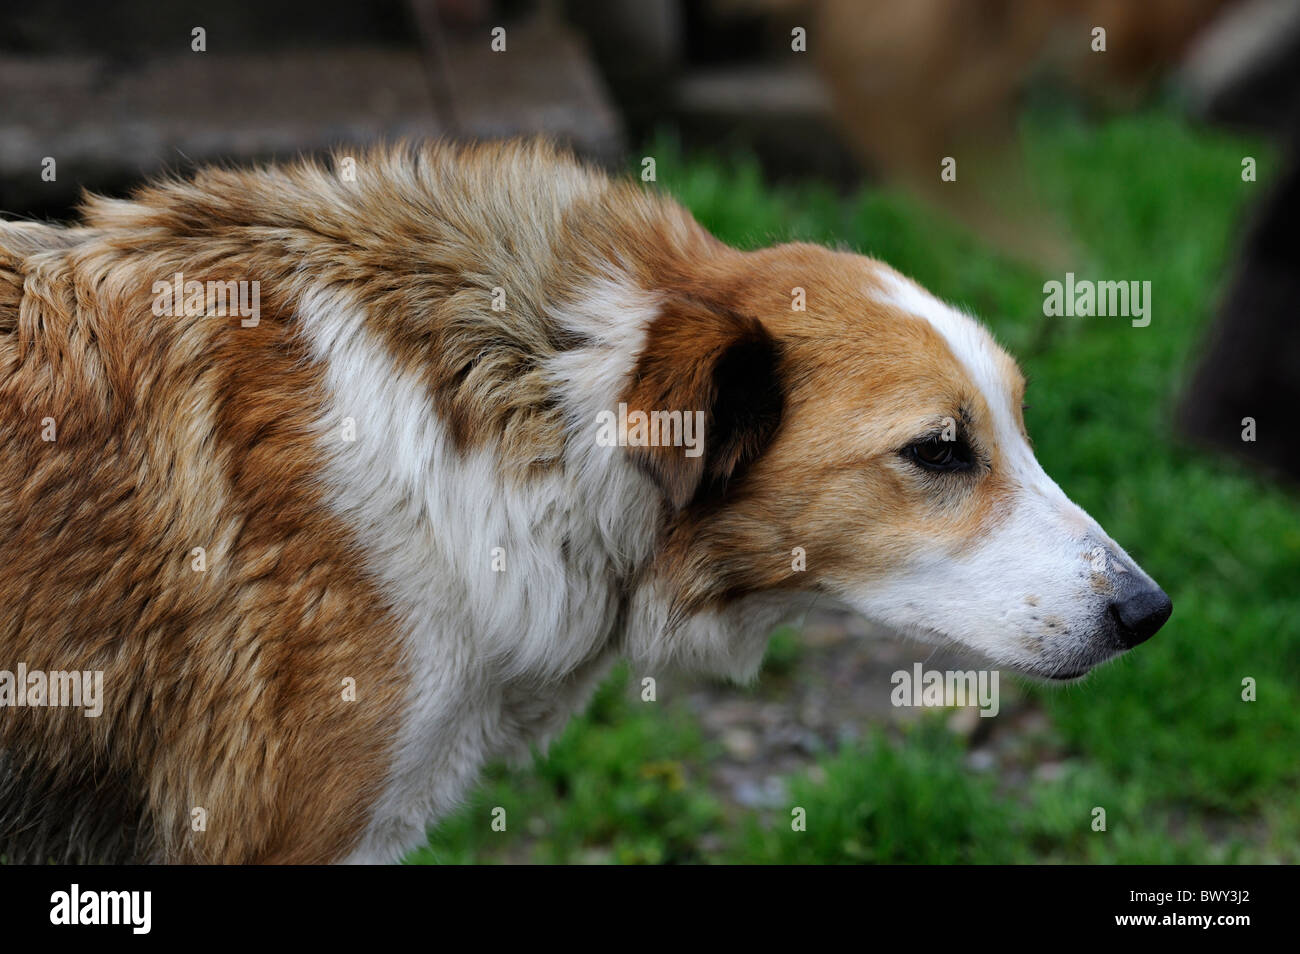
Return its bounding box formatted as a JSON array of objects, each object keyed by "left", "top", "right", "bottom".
[{"left": 0, "top": 210, "right": 409, "bottom": 862}]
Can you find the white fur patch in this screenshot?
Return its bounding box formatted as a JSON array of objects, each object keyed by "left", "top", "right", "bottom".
[
  {"left": 294, "top": 279, "right": 675, "bottom": 863},
  {"left": 877, "top": 271, "right": 1029, "bottom": 467}
]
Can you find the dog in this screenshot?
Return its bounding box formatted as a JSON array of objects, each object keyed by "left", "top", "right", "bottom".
[{"left": 0, "top": 139, "right": 1171, "bottom": 863}]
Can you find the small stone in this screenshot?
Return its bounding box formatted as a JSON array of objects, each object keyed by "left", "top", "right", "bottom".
[
  {"left": 1034, "top": 761, "right": 1066, "bottom": 782},
  {"left": 966, "top": 749, "right": 997, "bottom": 772},
  {"left": 947, "top": 706, "right": 982, "bottom": 737},
  {"left": 722, "top": 727, "right": 759, "bottom": 761}
]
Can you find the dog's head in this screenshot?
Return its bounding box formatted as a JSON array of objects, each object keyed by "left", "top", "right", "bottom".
[{"left": 626, "top": 243, "right": 1170, "bottom": 680}]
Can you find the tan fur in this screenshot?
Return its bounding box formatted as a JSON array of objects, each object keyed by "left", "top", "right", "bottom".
[
  {"left": 0, "top": 202, "right": 406, "bottom": 863},
  {"left": 75, "top": 141, "right": 714, "bottom": 479}
]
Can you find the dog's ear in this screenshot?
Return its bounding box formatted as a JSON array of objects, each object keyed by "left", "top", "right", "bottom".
[{"left": 621, "top": 296, "right": 783, "bottom": 510}]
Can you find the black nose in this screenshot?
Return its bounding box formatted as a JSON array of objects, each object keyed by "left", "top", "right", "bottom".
[{"left": 1108, "top": 586, "right": 1173, "bottom": 648}]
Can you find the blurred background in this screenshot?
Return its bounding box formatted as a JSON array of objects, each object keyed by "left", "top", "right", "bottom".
[{"left": 4, "top": 0, "right": 1299, "bottom": 863}]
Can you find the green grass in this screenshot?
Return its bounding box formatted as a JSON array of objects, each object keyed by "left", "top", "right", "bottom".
[
  {"left": 406, "top": 665, "right": 726, "bottom": 865},
  {"left": 733, "top": 721, "right": 1020, "bottom": 864},
  {"left": 408, "top": 107, "right": 1300, "bottom": 864}
]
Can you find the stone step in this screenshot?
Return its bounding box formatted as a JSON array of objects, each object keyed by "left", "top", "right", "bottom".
[{"left": 0, "top": 20, "right": 623, "bottom": 217}]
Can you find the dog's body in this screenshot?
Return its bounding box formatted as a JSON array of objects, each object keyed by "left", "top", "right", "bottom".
[{"left": 0, "top": 141, "right": 1169, "bottom": 863}]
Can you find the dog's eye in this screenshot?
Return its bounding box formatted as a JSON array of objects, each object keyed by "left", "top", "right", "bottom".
[{"left": 904, "top": 435, "right": 974, "bottom": 473}]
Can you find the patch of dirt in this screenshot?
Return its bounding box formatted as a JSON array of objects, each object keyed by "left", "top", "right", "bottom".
[{"left": 659, "top": 608, "right": 1074, "bottom": 811}]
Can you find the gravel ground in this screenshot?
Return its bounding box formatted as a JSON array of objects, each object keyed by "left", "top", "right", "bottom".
[{"left": 664, "top": 608, "right": 1074, "bottom": 814}]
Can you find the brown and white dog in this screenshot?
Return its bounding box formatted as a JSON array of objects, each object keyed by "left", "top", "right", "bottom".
[{"left": 0, "top": 140, "right": 1170, "bottom": 863}]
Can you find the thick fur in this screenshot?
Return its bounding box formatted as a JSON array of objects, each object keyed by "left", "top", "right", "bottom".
[{"left": 0, "top": 140, "right": 1166, "bottom": 863}]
